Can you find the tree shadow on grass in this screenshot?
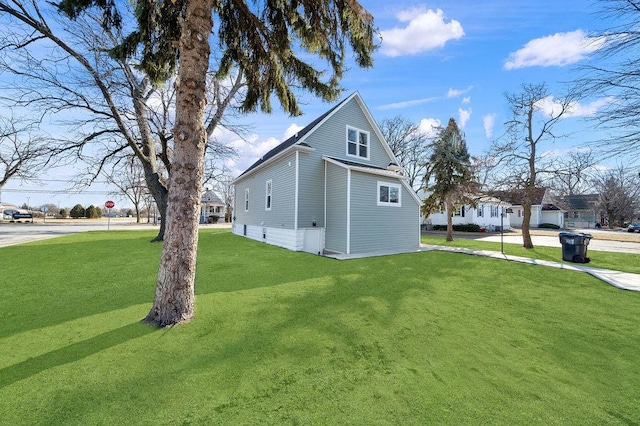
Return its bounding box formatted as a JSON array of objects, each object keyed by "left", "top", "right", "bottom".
[{"left": 0, "top": 322, "right": 157, "bottom": 389}]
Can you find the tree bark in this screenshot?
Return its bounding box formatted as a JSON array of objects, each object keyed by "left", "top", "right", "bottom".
[
  {"left": 521, "top": 201, "right": 534, "bottom": 248},
  {"left": 446, "top": 199, "right": 454, "bottom": 242},
  {"left": 144, "top": 1, "right": 212, "bottom": 327}
]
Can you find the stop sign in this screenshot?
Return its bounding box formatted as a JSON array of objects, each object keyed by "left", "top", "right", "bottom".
[{"left": 105, "top": 200, "right": 115, "bottom": 209}]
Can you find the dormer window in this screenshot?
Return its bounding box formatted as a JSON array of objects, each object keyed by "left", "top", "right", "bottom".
[{"left": 346, "top": 126, "right": 369, "bottom": 160}]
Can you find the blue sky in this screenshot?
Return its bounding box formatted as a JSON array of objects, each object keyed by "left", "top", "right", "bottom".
[
  {"left": 225, "top": 0, "right": 611, "bottom": 178},
  {"left": 2, "top": 0, "right": 616, "bottom": 209}
]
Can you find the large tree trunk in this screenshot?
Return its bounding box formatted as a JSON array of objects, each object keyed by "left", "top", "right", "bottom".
[
  {"left": 446, "top": 200, "right": 454, "bottom": 242},
  {"left": 521, "top": 187, "right": 534, "bottom": 249},
  {"left": 144, "top": 1, "right": 212, "bottom": 327}
]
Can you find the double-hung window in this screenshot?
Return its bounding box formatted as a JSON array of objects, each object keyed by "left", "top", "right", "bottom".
[
  {"left": 244, "top": 188, "right": 249, "bottom": 212},
  {"left": 490, "top": 205, "right": 499, "bottom": 217},
  {"left": 265, "top": 180, "right": 272, "bottom": 211},
  {"left": 347, "top": 126, "right": 369, "bottom": 160},
  {"left": 477, "top": 204, "right": 484, "bottom": 217},
  {"left": 377, "top": 181, "right": 401, "bottom": 206}
]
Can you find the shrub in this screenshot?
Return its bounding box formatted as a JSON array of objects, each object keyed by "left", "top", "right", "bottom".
[
  {"left": 454, "top": 223, "right": 481, "bottom": 232},
  {"left": 539, "top": 223, "right": 560, "bottom": 229},
  {"left": 85, "top": 205, "right": 98, "bottom": 219},
  {"left": 431, "top": 223, "right": 481, "bottom": 232},
  {"left": 69, "top": 204, "right": 85, "bottom": 219}
]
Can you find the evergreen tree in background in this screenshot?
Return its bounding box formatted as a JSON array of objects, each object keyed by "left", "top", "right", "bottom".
[{"left": 422, "top": 118, "right": 478, "bottom": 242}]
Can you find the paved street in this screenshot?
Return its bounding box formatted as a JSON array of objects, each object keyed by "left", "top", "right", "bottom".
[
  {"left": 0, "top": 219, "right": 232, "bottom": 248},
  {"left": 0, "top": 219, "right": 159, "bottom": 248},
  {"left": 2, "top": 220, "right": 639, "bottom": 254}
]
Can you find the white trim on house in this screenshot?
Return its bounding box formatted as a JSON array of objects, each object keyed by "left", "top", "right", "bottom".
[
  {"left": 346, "top": 125, "right": 370, "bottom": 161},
  {"left": 351, "top": 93, "right": 399, "bottom": 165},
  {"left": 231, "top": 144, "right": 315, "bottom": 184},
  {"left": 322, "top": 156, "right": 422, "bottom": 205},
  {"left": 347, "top": 168, "right": 351, "bottom": 254},
  {"left": 232, "top": 93, "right": 401, "bottom": 187},
  {"left": 232, "top": 224, "right": 325, "bottom": 255},
  {"left": 265, "top": 179, "right": 272, "bottom": 211},
  {"left": 323, "top": 160, "right": 327, "bottom": 231},
  {"left": 294, "top": 151, "right": 299, "bottom": 231},
  {"left": 377, "top": 181, "right": 402, "bottom": 207}
]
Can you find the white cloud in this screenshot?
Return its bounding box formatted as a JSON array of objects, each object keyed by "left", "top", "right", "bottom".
[
  {"left": 534, "top": 95, "right": 614, "bottom": 118},
  {"left": 483, "top": 114, "right": 497, "bottom": 139},
  {"left": 458, "top": 107, "right": 472, "bottom": 128},
  {"left": 379, "top": 96, "right": 439, "bottom": 110},
  {"left": 418, "top": 118, "right": 441, "bottom": 138},
  {"left": 283, "top": 123, "right": 304, "bottom": 140},
  {"left": 223, "top": 134, "right": 282, "bottom": 178},
  {"left": 447, "top": 86, "right": 473, "bottom": 99},
  {"left": 461, "top": 96, "right": 471, "bottom": 104},
  {"left": 217, "top": 122, "right": 312, "bottom": 179},
  {"left": 504, "top": 30, "right": 605, "bottom": 70},
  {"left": 381, "top": 8, "right": 465, "bottom": 57}
]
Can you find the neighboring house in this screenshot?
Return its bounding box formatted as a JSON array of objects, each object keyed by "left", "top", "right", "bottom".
[
  {"left": 559, "top": 194, "right": 603, "bottom": 229},
  {"left": 232, "top": 92, "right": 421, "bottom": 256},
  {"left": 491, "top": 188, "right": 565, "bottom": 228},
  {"left": 420, "top": 193, "right": 512, "bottom": 231},
  {"left": 201, "top": 190, "right": 226, "bottom": 223}
]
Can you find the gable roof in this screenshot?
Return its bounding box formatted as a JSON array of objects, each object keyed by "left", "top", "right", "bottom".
[
  {"left": 233, "top": 92, "right": 399, "bottom": 183},
  {"left": 236, "top": 101, "right": 344, "bottom": 180},
  {"left": 489, "top": 188, "right": 548, "bottom": 206},
  {"left": 560, "top": 194, "right": 600, "bottom": 210},
  {"left": 324, "top": 156, "right": 422, "bottom": 205},
  {"left": 202, "top": 190, "right": 224, "bottom": 204}
]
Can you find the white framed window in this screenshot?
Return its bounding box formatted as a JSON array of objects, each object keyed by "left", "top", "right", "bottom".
[
  {"left": 265, "top": 180, "right": 272, "bottom": 211},
  {"left": 377, "top": 181, "right": 401, "bottom": 206},
  {"left": 477, "top": 204, "right": 484, "bottom": 217},
  {"left": 346, "top": 126, "right": 369, "bottom": 160},
  {"left": 453, "top": 206, "right": 463, "bottom": 217},
  {"left": 244, "top": 188, "right": 249, "bottom": 212},
  {"left": 490, "top": 205, "right": 499, "bottom": 217}
]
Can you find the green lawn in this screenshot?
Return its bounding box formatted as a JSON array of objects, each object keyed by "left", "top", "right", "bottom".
[
  {"left": 421, "top": 234, "right": 640, "bottom": 275},
  {"left": 1, "top": 230, "right": 639, "bottom": 424}
]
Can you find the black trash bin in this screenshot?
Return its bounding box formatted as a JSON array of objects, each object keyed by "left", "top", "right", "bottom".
[{"left": 558, "top": 232, "right": 592, "bottom": 263}]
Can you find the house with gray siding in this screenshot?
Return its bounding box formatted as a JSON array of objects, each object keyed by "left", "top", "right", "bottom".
[
  {"left": 490, "top": 188, "right": 565, "bottom": 228},
  {"left": 232, "top": 92, "right": 421, "bottom": 256}
]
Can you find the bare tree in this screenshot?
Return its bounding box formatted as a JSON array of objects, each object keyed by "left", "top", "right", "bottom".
[
  {"left": 378, "top": 116, "right": 432, "bottom": 190},
  {"left": 0, "top": 1, "right": 245, "bottom": 241},
  {"left": 592, "top": 166, "right": 640, "bottom": 227},
  {"left": 209, "top": 164, "right": 235, "bottom": 223},
  {"left": 0, "top": 114, "right": 50, "bottom": 202},
  {"left": 490, "top": 83, "right": 574, "bottom": 248},
  {"left": 547, "top": 149, "right": 597, "bottom": 197},
  {"left": 577, "top": 0, "right": 640, "bottom": 160},
  {"left": 103, "top": 157, "right": 149, "bottom": 223}
]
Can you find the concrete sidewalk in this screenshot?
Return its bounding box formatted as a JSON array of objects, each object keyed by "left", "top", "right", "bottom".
[{"left": 421, "top": 244, "right": 640, "bottom": 292}]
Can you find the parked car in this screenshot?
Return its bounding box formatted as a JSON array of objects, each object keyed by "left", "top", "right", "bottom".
[
  {"left": 2, "top": 209, "right": 15, "bottom": 220},
  {"left": 628, "top": 222, "right": 640, "bottom": 233},
  {"left": 2, "top": 209, "right": 33, "bottom": 221}
]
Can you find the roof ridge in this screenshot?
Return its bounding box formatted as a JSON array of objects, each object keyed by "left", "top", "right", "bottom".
[{"left": 235, "top": 93, "right": 356, "bottom": 179}]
